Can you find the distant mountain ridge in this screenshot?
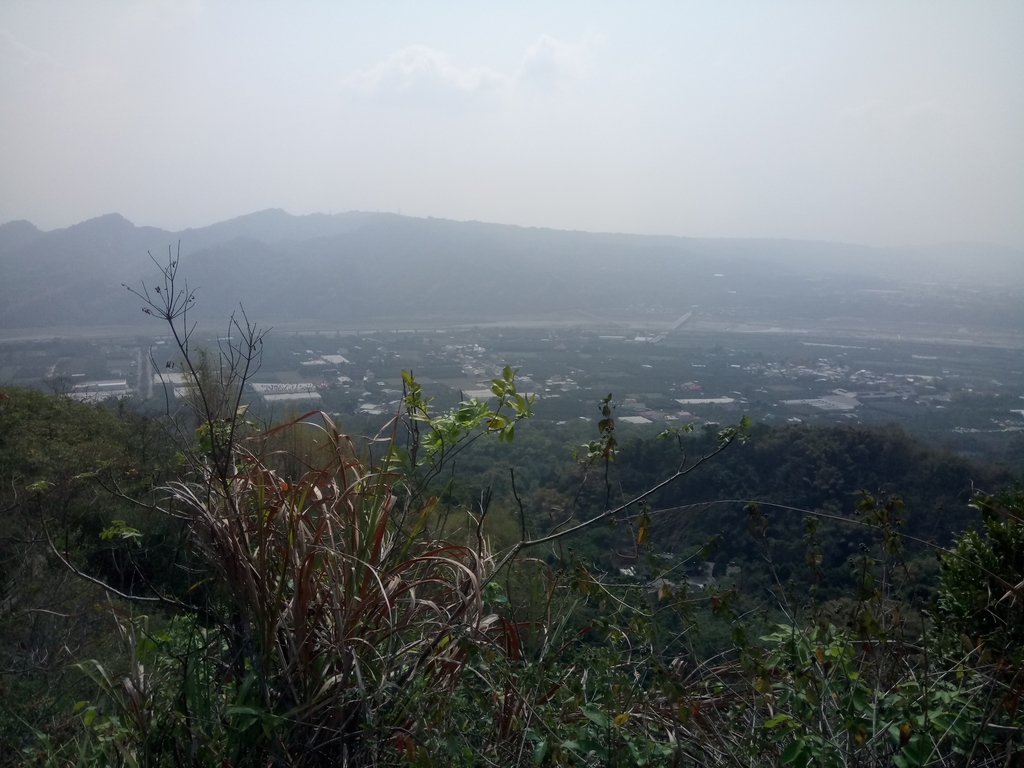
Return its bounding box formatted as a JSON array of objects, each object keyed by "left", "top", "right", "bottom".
[{"left": 1, "top": 210, "right": 1021, "bottom": 331}]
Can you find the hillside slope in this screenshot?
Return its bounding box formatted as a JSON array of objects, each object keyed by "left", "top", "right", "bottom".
[{"left": 2, "top": 210, "right": 1021, "bottom": 329}]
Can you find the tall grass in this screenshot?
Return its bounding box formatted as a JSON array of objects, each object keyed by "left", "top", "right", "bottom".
[{"left": 42, "top": 407, "right": 506, "bottom": 767}]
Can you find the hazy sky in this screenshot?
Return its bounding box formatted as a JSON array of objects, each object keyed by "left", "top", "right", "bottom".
[{"left": 1, "top": 2, "right": 1022, "bottom": 247}]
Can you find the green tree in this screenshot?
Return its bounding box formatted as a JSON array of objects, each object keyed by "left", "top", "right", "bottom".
[{"left": 938, "top": 485, "right": 1024, "bottom": 664}]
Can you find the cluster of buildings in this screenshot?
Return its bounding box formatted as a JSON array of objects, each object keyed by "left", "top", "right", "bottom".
[
  {"left": 69, "top": 378, "right": 132, "bottom": 403},
  {"left": 249, "top": 382, "right": 322, "bottom": 404}
]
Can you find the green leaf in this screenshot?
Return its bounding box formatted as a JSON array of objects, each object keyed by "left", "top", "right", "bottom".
[
  {"left": 581, "top": 704, "right": 610, "bottom": 728},
  {"left": 99, "top": 520, "right": 142, "bottom": 542},
  {"left": 226, "top": 705, "right": 265, "bottom": 717},
  {"left": 533, "top": 739, "right": 548, "bottom": 765},
  {"left": 135, "top": 635, "right": 157, "bottom": 659},
  {"left": 850, "top": 687, "right": 869, "bottom": 712},
  {"left": 896, "top": 735, "right": 932, "bottom": 767},
  {"left": 780, "top": 738, "right": 807, "bottom": 767}
]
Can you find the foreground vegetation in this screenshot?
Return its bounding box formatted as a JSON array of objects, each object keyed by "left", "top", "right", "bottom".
[{"left": 1, "top": 260, "right": 1021, "bottom": 766}]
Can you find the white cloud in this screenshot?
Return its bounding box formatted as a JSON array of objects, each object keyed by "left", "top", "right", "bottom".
[
  {"left": 517, "top": 32, "right": 597, "bottom": 90},
  {"left": 342, "top": 32, "right": 598, "bottom": 99},
  {"left": 343, "top": 45, "right": 510, "bottom": 95}
]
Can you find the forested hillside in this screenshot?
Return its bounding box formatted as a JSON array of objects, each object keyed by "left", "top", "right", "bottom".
[{"left": 2, "top": 364, "right": 1021, "bottom": 765}]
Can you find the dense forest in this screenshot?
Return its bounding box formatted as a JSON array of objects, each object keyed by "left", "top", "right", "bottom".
[{"left": 1, "top": 264, "right": 1022, "bottom": 766}]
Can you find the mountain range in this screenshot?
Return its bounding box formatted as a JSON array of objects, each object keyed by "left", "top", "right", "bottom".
[{"left": 1, "top": 209, "right": 1022, "bottom": 332}]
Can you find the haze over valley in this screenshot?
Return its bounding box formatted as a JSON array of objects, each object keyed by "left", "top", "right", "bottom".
[{"left": 2, "top": 207, "right": 1022, "bottom": 474}]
